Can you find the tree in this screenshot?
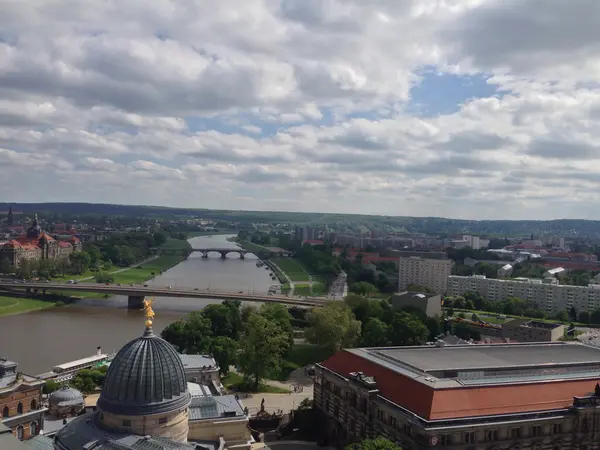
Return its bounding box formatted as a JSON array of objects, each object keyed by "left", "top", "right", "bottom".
[
  {"left": 69, "top": 251, "right": 91, "bottom": 274},
  {"left": 153, "top": 232, "right": 168, "bottom": 247},
  {"left": 161, "top": 312, "right": 213, "bottom": 354},
  {"left": 94, "top": 271, "right": 114, "bottom": 283},
  {"left": 305, "top": 302, "right": 361, "bottom": 352},
  {"left": 259, "top": 303, "right": 294, "bottom": 350},
  {"left": 43, "top": 380, "right": 59, "bottom": 395},
  {"left": 454, "top": 322, "right": 472, "bottom": 340},
  {"left": 388, "top": 312, "right": 429, "bottom": 346},
  {"left": 591, "top": 309, "right": 600, "bottom": 325},
  {"left": 347, "top": 437, "right": 402, "bottom": 450},
  {"left": 202, "top": 304, "right": 236, "bottom": 338},
  {"left": 555, "top": 310, "right": 569, "bottom": 322},
  {"left": 210, "top": 336, "right": 238, "bottom": 376},
  {"left": 579, "top": 311, "right": 592, "bottom": 324},
  {"left": 361, "top": 318, "right": 390, "bottom": 347},
  {"left": 84, "top": 244, "right": 103, "bottom": 265},
  {"left": 238, "top": 313, "right": 288, "bottom": 389},
  {"left": 349, "top": 281, "right": 379, "bottom": 297},
  {"left": 406, "top": 284, "right": 433, "bottom": 293}
]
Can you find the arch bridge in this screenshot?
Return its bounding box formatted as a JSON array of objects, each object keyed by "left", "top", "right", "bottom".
[{"left": 190, "top": 248, "right": 251, "bottom": 259}]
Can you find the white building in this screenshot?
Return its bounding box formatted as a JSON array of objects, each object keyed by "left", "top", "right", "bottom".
[
  {"left": 450, "top": 235, "right": 489, "bottom": 250},
  {"left": 447, "top": 275, "right": 600, "bottom": 316},
  {"left": 398, "top": 257, "right": 452, "bottom": 294},
  {"left": 497, "top": 264, "right": 513, "bottom": 278}
]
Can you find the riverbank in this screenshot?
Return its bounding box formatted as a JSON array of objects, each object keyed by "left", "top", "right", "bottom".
[
  {"left": 0, "top": 295, "right": 59, "bottom": 317},
  {"left": 1, "top": 238, "right": 193, "bottom": 314}
]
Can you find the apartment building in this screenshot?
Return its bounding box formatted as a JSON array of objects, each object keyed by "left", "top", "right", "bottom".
[
  {"left": 447, "top": 275, "right": 600, "bottom": 315},
  {"left": 315, "top": 343, "right": 600, "bottom": 450},
  {"left": 398, "top": 257, "right": 452, "bottom": 294}
]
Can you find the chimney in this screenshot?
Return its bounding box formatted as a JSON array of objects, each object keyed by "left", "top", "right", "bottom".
[{"left": 97, "top": 346, "right": 102, "bottom": 356}]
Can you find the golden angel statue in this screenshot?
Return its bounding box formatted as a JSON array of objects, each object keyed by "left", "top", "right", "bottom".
[{"left": 142, "top": 298, "right": 155, "bottom": 327}]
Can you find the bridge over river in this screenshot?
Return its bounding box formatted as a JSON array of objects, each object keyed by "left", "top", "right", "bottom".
[
  {"left": 190, "top": 247, "right": 251, "bottom": 259},
  {"left": 0, "top": 281, "right": 326, "bottom": 309}
]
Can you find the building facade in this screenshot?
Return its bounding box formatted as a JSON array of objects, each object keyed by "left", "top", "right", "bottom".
[
  {"left": 0, "top": 358, "right": 46, "bottom": 441},
  {"left": 392, "top": 292, "right": 442, "bottom": 317},
  {"left": 0, "top": 215, "right": 82, "bottom": 268},
  {"left": 447, "top": 274, "right": 600, "bottom": 316},
  {"left": 501, "top": 319, "right": 565, "bottom": 342},
  {"left": 398, "top": 257, "right": 452, "bottom": 294},
  {"left": 315, "top": 343, "right": 600, "bottom": 450}
]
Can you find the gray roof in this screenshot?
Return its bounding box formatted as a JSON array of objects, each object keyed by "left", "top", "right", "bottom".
[
  {"left": 188, "top": 395, "right": 245, "bottom": 421},
  {"left": 0, "top": 373, "right": 41, "bottom": 389},
  {"left": 23, "top": 435, "right": 54, "bottom": 450},
  {"left": 0, "top": 423, "right": 27, "bottom": 450},
  {"left": 97, "top": 326, "right": 190, "bottom": 416},
  {"left": 54, "top": 413, "right": 215, "bottom": 450},
  {"left": 49, "top": 386, "right": 84, "bottom": 407},
  {"left": 179, "top": 355, "right": 217, "bottom": 370},
  {"left": 364, "top": 342, "right": 600, "bottom": 373}
]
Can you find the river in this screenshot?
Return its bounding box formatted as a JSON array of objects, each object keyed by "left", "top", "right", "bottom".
[{"left": 0, "top": 234, "right": 276, "bottom": 374}]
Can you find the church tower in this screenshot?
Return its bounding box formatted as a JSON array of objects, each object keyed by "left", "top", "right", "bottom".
[{"left": 7, "top": 205, "right": 13, "bottom": 226}]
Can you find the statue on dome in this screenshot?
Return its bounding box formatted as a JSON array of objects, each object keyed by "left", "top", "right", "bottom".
[{"left": 142, "top": 298, "right": 155, "bottom": 327}]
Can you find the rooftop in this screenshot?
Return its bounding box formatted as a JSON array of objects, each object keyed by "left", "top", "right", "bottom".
[
  {"left": 367, "top": 342, "right": 598, "bottom": 373},
  {"left": 321, "top": 343, "right": 600, "bottom": 421}
]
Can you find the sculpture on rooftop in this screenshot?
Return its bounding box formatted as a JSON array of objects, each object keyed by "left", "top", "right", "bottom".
[{"left": 142, "top": 298, "right": 155, "bottom": 328}]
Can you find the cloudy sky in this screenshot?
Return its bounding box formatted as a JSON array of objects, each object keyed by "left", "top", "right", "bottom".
[{"left": 2, "top": 0, "right": 600, "bottom": 220}]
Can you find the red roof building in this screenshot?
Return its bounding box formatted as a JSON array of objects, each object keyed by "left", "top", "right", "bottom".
[{"left": 315, "top": 343, "right": 600, "bottom": 449}]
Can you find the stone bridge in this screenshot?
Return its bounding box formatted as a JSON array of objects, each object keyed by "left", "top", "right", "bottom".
[{"left": 190, "top": 248, "right": 251, "bottom": 259}]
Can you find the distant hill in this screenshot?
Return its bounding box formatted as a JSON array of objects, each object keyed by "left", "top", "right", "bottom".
[{"left": 1, "top": 202, "right": 599, "bottom": 237}]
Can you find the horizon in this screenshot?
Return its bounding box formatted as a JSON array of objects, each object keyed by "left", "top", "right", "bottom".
[
  {"left": 2, "top": 2, "right": 600, "bottom": 219},
  {"left": 1, "top": 201, "right": 600, "bottom": 223}
]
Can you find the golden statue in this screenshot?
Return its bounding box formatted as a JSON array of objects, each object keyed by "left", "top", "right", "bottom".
[{"left": 142, "top": 298, "right": 155, "bottom": 328}]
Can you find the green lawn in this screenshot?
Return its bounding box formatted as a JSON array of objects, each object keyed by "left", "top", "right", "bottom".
[
  {"left": 311, "top": 282, "right": 327, "bottom": 295},
  {"left": 186, "top": 230, "right": 238, "bottom": 238},
  {"left": 0, "top": 296, "right": 58, "bottom": 316},
  {"left": 272, "top": 258, "right": 310, "bottom": 282},
  {"left": 222, "top": 372, "right": 290, "bottom": 394},
  {"left": 447, "top": 307, "right": 583, "bottom": 326},
  {"left": 294, "top": 284, "right": 311, "bottom": 296},
  {"left": 235, "top": 240, "right": 271, "bottom": 254}
]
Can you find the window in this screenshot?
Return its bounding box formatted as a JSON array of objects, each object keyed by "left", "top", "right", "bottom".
[
  {"left": 485, "top": 430, "right": 498, "bottom": 442},
  {"left": 464, "top": 432, "right": 475, "bottom": 445},
  {"left": 389, "top": 416, "right": 397, "bottom": 428},
  {"left": 376, "top": 409, "right": 384, "bottom": 421},
  {"left": 553, "top": 423, "right": 563, "bottom": 434},
  {"left": 2, "top": 406, "right": 8, "bottom": 418},
  {"left": 531, "top": 425, "right": 542, "bottom": 437},
  {"left": 511, "top": 428, "right": 522, "bottom": 439},
  {"left": 30, "top": 399, "right": 37, "bottom": 410},
  {"left": 159, "top": 417, "right": 167, "bottom": 425},
  {"left": 122, "top": 419, "right": 131, "bottom": 427},
  {"left": 16, "top": 426, "right": 23, "bottom": 441},
  {"left": 30, "top": 421, "right": 38, "bottom": 436},
  {"left": 441, "top": 435, "right": 452, "bottom": 446},
  {"left": 17, "top": 402, "right": 23, "bottom": 414}
]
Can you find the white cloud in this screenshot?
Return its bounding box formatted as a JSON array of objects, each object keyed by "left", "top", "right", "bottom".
[{"left": 1, "top": 0, "right": 600, "bottom": 219}]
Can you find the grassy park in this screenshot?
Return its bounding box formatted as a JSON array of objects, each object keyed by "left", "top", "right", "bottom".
[
  {"left": 0, "top": 296, "right": 58, "bottom": 317},
  {"left": 272, "top": 258, "right": 310, "bottom": 282},
  {"left": 222, "top": 372, "right": 290, "bottom": 394}
]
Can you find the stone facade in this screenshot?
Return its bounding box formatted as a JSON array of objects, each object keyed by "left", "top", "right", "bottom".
[
  {"left": 99, "top": 407, "right": 190, "bottom": 443},
  {"left": 315, "top": 364, "right": 600, "bottom": 450},
  {"left": 0, "top": 358, "right": 46, "bottom": 442},
  {"left": 0, "top": 215, "right": 82, "bottom": 269}
]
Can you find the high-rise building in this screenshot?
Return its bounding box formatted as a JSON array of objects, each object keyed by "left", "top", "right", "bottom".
[
  {"left": 447, "top": 274, "right": 600, "bottom": 315},
  {"left": 397, "top": 257, "right": 452, "bottom": 294}
]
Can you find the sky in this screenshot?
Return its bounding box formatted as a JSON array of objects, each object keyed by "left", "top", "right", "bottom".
[{"left": 2, "top": 0, "right": 600, "bottom": 220}]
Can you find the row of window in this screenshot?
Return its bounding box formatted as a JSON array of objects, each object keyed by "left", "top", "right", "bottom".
[
  {"left": 2, "top": 399, "right": 37, "bottom": 418},
  {"left": 121, "top": 416, "right": 168, "bottom": 427}
]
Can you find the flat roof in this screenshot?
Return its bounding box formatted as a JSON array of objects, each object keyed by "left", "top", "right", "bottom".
[
  {"left": 367, "top": 343, "right": 600, "bottom": 373},
  {"left": 53, "top": 354, "right": 108, "bottom": 371}
]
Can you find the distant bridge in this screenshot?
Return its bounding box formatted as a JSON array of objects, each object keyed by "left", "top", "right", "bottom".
[
  {"left": 190, "top": 248, "right": 251, "bottom": 259},
  {"left": 0, "top": 281, "right": 325, "bottom": 309}
]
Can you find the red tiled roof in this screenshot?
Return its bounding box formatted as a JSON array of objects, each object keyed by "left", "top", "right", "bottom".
[
  {"left": 39, "top": 232, "right": 55, "bottom": 242},
  {"left": 3, "top": 240, "right": 22, "bottom": 248},
  {"left": 58, "top": 241, "right": 72, "bottom": 248},
  {"left": 303, "top": 240, "right": 324, "bottom": 245},
  {"left": 69, "top": 236, "right": 80, "bottom": 243},
  {"left": 321, "top": 350, "right": 600, "bottom": 420}
]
